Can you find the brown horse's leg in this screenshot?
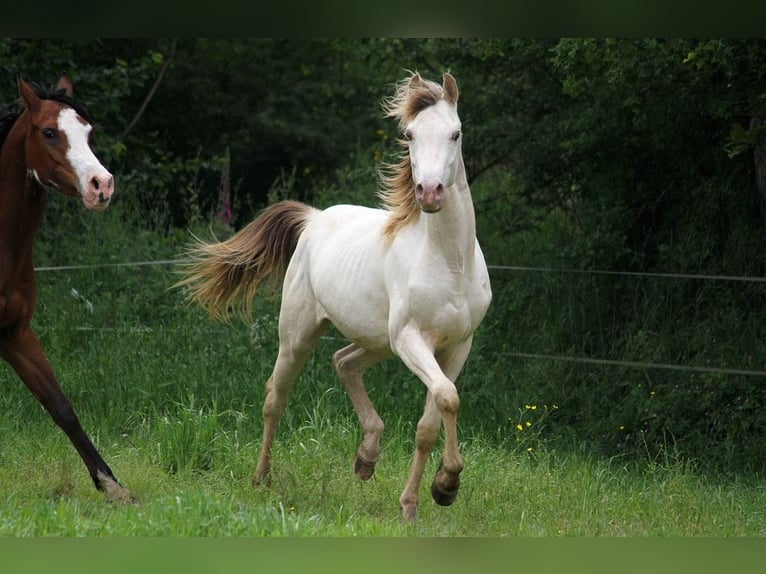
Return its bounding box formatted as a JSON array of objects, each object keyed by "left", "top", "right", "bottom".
[
  {"left": 0, "top": 327, "right": 134, "bottom": 502},
  {"left": 332, "top": 344, "right": 389, "bottom": 480}
]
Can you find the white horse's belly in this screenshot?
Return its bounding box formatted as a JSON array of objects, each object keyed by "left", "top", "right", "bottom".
[
  {"left": 302, "top": 205, "right": 392, "bottom": 351},
  {"left": 316, "top": 276, "right": 391, "bottom": 350}
]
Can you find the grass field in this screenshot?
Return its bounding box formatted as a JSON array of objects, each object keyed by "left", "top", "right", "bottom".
[
  {"left": 1, "top": 414, "right": 765, "bottom": 536},
  {"left": 1, "top": 260, "right": 765, "bottom": 536}
]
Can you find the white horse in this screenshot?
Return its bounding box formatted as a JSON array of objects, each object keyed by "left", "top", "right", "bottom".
[{"left": 178, "top": 72, "right": 492, "bottom": 521}]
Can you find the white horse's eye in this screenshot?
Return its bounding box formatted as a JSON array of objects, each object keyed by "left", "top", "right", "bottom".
[
  {"left": 404, "top": 129, "right": 413, "bottom": 141},
  {"left": 451, "top": 130, "right": 461, "bottom": 142}
]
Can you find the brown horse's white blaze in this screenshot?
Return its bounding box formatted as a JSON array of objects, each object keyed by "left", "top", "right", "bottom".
[
  {"left": 58, "top": 108, "right": 114, "bottom": 210},
  {"left": 178, "top": 72, "right": 491, "bottom": 522},
  {"left": 18, "top": 78, "right": 113, "bottom": 211},
  {"left": 0, "top": 75, "right": 132, "bottom": 503}
]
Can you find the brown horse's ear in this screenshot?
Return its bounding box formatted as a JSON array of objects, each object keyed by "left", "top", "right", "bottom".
[
  {"left": 18, "top": 78, "right": 41, "bottom": 113},
  {"left": 55, "top": 74, "right": 73, "bottom": 97},
  {"left": 442, "top": 73, "right": 458, "bottom": 104}
]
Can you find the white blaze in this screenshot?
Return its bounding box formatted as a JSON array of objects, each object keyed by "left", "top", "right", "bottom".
[{"left": 57, "top": 108, "right": 109, "bottom": 192}]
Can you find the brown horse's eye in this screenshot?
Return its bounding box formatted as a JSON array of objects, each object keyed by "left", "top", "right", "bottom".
[{"left": 42, "top": 128, "right": 57, "bottom": 139}]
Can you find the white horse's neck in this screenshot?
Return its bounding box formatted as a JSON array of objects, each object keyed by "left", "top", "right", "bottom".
[{"left": 419, "top": 155, "right": 476, "bottom": 273}]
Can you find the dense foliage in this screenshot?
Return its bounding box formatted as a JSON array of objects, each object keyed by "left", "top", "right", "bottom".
[{"left": 3, "top": 38, "right": 766, "bottom": 474}]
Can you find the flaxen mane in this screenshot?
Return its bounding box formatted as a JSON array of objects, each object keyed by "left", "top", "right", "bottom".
[{"left": 378, "top": 73, "right": 447, "bottom": 241}]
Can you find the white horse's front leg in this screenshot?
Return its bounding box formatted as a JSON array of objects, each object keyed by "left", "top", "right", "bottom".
[
  {"left": 399, "top": 390, "right": 441, "bottom": 521},
  {"left": 430, "top": 337, "right": 473, "bottom": 505},
  {"left": 393, "top": 327, "right": 470, "bottom": 521}
]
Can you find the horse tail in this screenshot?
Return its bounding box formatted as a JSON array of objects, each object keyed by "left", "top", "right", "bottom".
[{"left": 177, "top": 200, "right": 315, "bottom": 322}]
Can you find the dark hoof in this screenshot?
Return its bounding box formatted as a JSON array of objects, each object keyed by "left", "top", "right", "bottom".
[
  {"left": 430, "top": 470, "right": 460, "bottom": 506},
  {"left": 354, "top": 455, "right": 376, "bottom": 480}
]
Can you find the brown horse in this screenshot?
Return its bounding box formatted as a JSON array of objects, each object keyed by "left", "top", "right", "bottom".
[{"left": 0, "top": 75, "right": 133, "bottom": 502}]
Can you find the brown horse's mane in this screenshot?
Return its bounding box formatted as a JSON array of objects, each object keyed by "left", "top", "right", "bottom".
[
  {"left": 0, "top": 81, "right": 92, "bottom": 152},
  {"left": 378, "top": 73, "right": 447, "bottom": 241}
]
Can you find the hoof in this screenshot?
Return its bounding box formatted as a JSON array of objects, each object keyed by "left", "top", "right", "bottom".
[
  {"left": 430, "top": 481, "right": 459, "bottom": 506},
  {"left": 106, "top": 488, "right": 137, "bottom": 505},
  {"left": 354, "top": 455, "right": 376, "bottom": 480},
  {"left": 400, "top": 501, "right": 417, "bottom": 522},
  {"left": 97, "top": 471, "right": 137, "bottom": 504},
  {"left": 430, "top": 469, "right": 460, "bottom": 507}
]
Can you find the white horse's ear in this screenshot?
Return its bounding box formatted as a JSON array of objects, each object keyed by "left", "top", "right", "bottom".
[
  {"left": 442, "top": 73, "right": 458, "bottom": 104},
  {"left": 409, "top": 72, "right": 423, "bottom": 89}
]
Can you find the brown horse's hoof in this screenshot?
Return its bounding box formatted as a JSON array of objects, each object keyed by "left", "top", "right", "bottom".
[
  {"left": 354, "top": 455, "right": 376, "bottom": 480},
  {"left": 98, "top": 471, "right": 138, "bottom": 504},
  {"left": 106, "top": 489, "right": 138, "bottom": 505}
]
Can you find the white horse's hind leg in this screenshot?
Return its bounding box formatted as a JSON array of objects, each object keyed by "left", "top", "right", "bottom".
[
  {"left": 332, "top": 344, "right": 390, "bottom": 479},
  {"left": 252, "top": 306, "right": 328, "bottom": 486}
]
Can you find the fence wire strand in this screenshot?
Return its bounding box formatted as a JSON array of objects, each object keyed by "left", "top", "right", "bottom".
[{"left": 35, "top": 258, "right": 766, "bottom": 378}]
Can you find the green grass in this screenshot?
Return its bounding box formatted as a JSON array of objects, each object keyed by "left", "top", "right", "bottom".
[
  {"left": 1, "top": 292, "right": 765, "bottom": 535},
  {"left": 1, "top": 413, "right": 765, "bottom": 535}
]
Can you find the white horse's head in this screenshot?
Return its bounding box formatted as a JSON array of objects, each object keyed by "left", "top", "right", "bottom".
[{"left": 403, "top": 73, "right": 461, "bottom": 213}]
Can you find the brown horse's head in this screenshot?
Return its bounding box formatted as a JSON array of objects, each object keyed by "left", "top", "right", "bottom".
[{"left": 18, "top": 75, "right": 113, "bottom": 211}]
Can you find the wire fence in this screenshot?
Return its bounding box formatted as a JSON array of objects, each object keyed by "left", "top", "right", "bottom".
[
  {"left": 35, "top": 259, "right": 766, "bottom": 283},
  {"left": 35, "top": 257, "right": 766, "bottom": 378}
]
